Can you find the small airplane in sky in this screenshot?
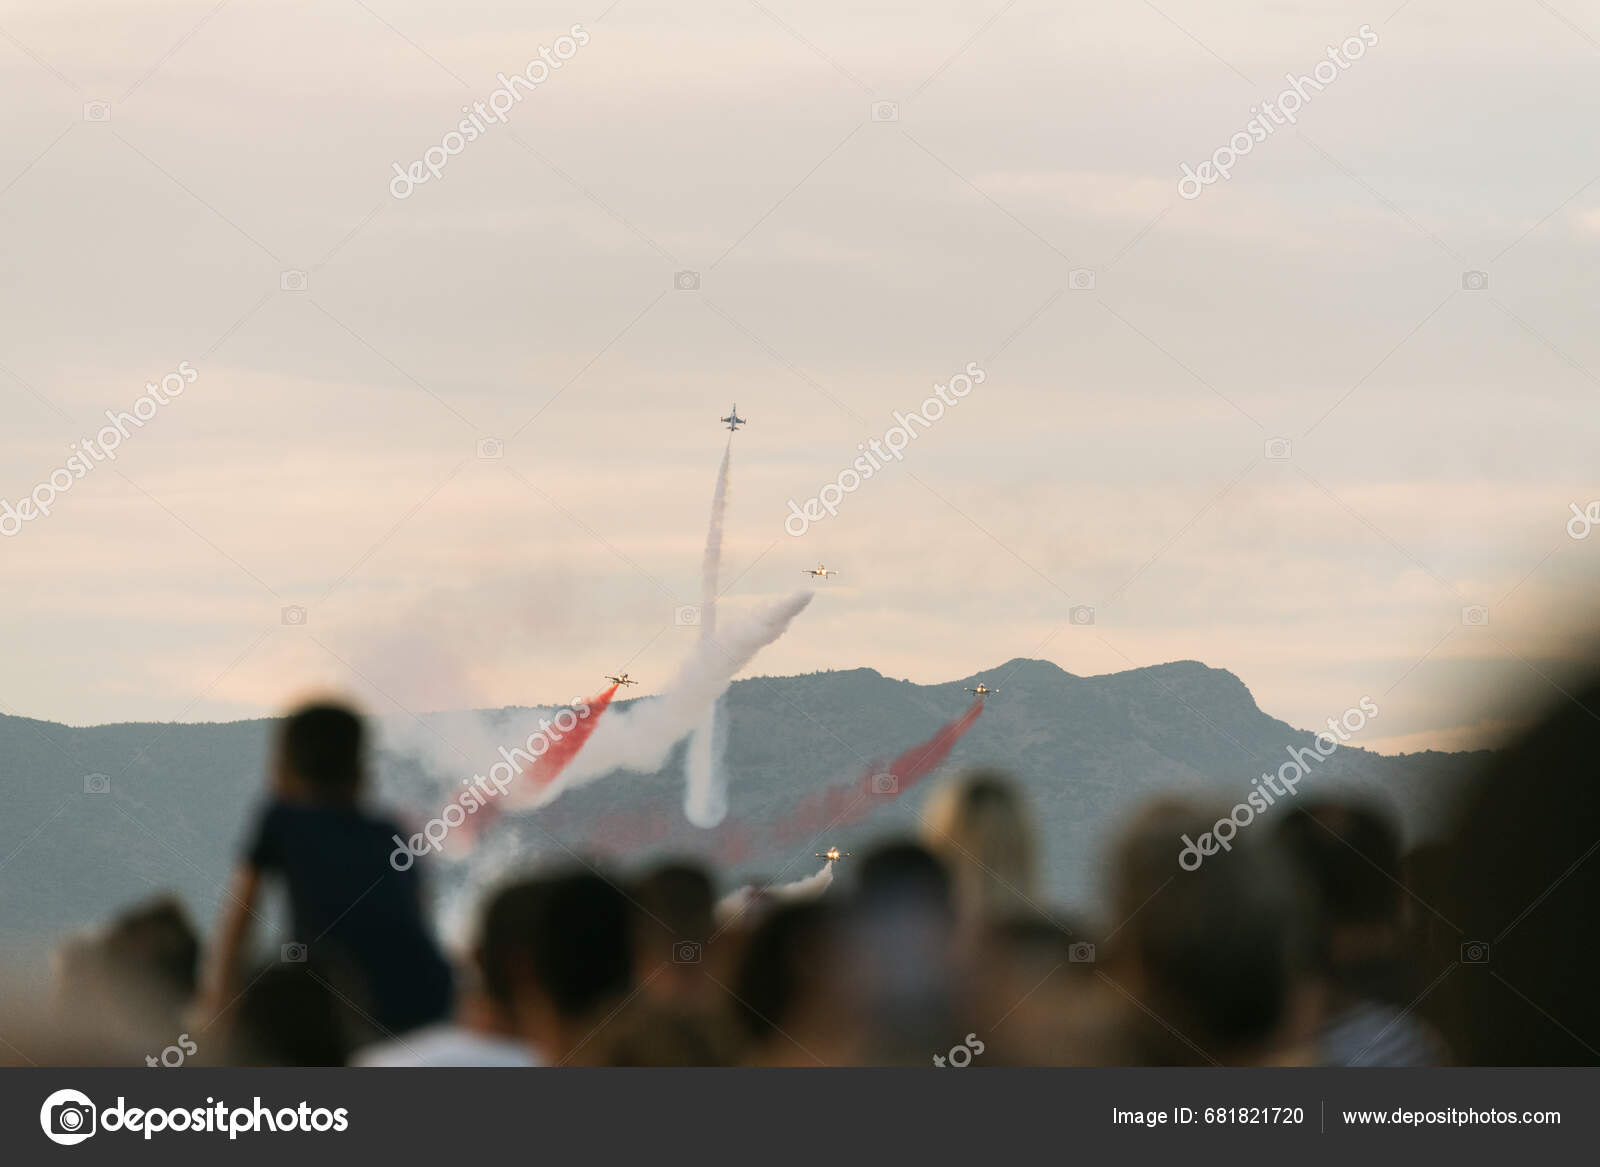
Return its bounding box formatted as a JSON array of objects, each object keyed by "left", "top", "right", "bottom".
[
  {"left": 721, "top": 404, "right": 746, "bottom": 431},
  {"left": 964, "top": 683, "right": 998, "bottom": 696},
  {"left": 803, "top": 564, "right": 839, "bottom": 578},
  {"left": 605, "top": 673, "right": 638, "bottom": 687},
  {"left": 816, "top": 846, "right": 850, "bottom": 862}
]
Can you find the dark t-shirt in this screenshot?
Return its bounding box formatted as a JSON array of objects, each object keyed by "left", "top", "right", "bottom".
[{"left": 245, "top": 799, "right": 452, "bottom": 1035}]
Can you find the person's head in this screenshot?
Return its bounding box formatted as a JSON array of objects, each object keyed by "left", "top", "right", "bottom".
[
  {"left": 229, "top": 964, "right": 353, "bottom": 1066},
  {"left": 275, "top": 701, "right": 365, "bottom": 805},
  {"left": 922, "top": 770, "right": 1040, "bottom": 922},
  {"left": 101, "top": 895, "right": 200, "bottom": 1019},
  {"left": 1109, "top": 798, "right": 1314, "bottom": 1064},
  {"left": 52, "top": 895, "right": 201, "bottom": 1056},
  {"left": 1275, "top": 800, "right": 1405, "bottom": 979},
  {"left": 1436, "top": 670, "right": 1600, "bottom": 1064},
  {"left": 843, "top": 841, "right": 961, "bottom": 1062},
  {"left": 855, "top": 840, "right": 955, "bottom": 923},
  {"left": 732, "top": 900, "right": 844, "bottom": 1063},
  {"left": 628, "top": 861, "right": 716, "bottom": 1006},
  {"left": 490, "top": 869, "right": 634, "bottom": 1062}
]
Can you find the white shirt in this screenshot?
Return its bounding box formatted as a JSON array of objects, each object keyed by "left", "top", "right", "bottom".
[{"left": 352, "top": 1024, "right": 541, "bottom": 1067}]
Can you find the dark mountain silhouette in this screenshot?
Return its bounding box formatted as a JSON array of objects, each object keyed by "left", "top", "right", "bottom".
[{"left": 0, "top": 658, "right": 1485, "bottom": 974}]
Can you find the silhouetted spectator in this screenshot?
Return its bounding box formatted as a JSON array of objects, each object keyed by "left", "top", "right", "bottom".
[
  {"left": 1435, "top": 672, "right": 1600, "bottom": 1064},
  {"left": 51, "top": 895, "right": 201, "bottom": 1061},
  {"left": 229, "top": 963, "right": 351, "bottom": 1066},
  {"left": 923, "top": 770, "right": 1042, "bottom": 924},
  {"left": 629, "top": 860, "right": 717, "bottom": 1009},
  {"left": 1276, "top": 799, "right": 1445, "bottom": 1065},
  {"left": 202, "top": 700, "right": 452, "bottom": 1040},
  {"left": 732, "top": 900, "right": 848, "bottom": 1065},
  {"left": 843, "top": 841, "right": 962, "bottom": 1063},
  {"left": 1106, "top": 799, "right": 1316, "bottom": 1065},
  {"left": 495, "top": 869, "right": 634, "bottom": 1064},
  {"left": 353, "top": 878, "right": 550, "bottom": 1066}
]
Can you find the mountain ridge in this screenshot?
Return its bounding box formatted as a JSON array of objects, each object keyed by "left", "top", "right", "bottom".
[{"left": 0, "top": 658, "right": 1488, "bottom": 971}]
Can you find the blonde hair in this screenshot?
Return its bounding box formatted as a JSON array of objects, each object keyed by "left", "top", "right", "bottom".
[{"left": 922, "top": 771, "right": 1040, "bottom": 921}]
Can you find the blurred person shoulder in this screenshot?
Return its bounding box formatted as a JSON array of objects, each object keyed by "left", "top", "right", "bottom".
[{"left": 352, "top": 1023, "right": 542, "bottom": 1068}]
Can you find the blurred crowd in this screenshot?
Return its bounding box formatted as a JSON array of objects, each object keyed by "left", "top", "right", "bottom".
[{"left": 9, "top": 671, "right": 1600, "bottom": 1068}]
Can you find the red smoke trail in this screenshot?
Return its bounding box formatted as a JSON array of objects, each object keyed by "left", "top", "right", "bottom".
[
  {"left": 528, "top": 683, "right": 619, "bottom": 791},
  {"left": 461, "top": 684, "right": 619, "bottom": 841},
  {"left": 753, "top": 696, "right": 985, "bottom": 852},
  {"left": 529, "top": 697, "right": 985, "bottom": 859}
]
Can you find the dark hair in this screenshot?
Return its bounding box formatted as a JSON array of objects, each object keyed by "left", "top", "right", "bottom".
[
  {"left": 102, "top": 895, "right": 201, "bottom": 1009},
  {"left": 733, "top": 901, "right": 835, "bottom": 1041},
  {"left": 630, "top": 861, "right": 715, "bottom": 951},
  {"left": 1276, "top": 800, "right": 1402, "bottom": 929},
  {"left": 489, "top": 871, "right": 633, "bottom": 1021},
  {"left": 1113, "top": 801, "right": 1310, "bottom": 1061},
  {"left": 478, "top": 881, "right": 536, "bottom": 1010},
  {"left": 279, "top": 702, "right": 364, "bottom": 801},
  {"left": 856, "top": 840, "right": 954, "bottom": 921},
  {"left": 230, "top": 964, "right": 353, "bottom": 1066}
]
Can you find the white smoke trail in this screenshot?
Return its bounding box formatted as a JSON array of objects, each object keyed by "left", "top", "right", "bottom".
[
  {"left": 713, "top": 860, "right": 835, "bottom": 926},
  {"left": 530, "top": 590, "right": 813, "bottom": 807},
  {"left": 684, "top": 440, "right": 732, "bottom": 828},
  {"left": 700, "top": 441, "right": 731, "bottom": 635},
  {"left": 683, "top": 694, "right": 729, "bottom": 827}
]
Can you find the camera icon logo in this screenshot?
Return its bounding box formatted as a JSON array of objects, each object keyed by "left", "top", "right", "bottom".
[
  {"left": 1069, "top": 268, "right": 1096, "bottom": 291},
  {"left": 1461, "top": 605, "right": 1489, "bottom": 627},
  {"left": 1460, "top": 940, "right": 1490, "bottom": 964},
  {"left": 1068, "top": 604, "right": 1095, "bottom": 626},
  {"left": 870, "top": 771, "right": 898, "bottom": 795},
  {"left": 281, "top": 942, "right": 308, "bottom": 963},
  {"left": 280, "top": 269, "right": 308, "bottom": 292},
  {"left": 672, "top": 940, "right": 702, "bottom": 964},
  {"left": 674, "top": 270, "right": 700, "bottom": 291},
  {"left": 83, "top": 102, "right": 111, "bottom": 123},
  {"left": 1068, "top": 941, "right": 1096, "bottom": 963},
  {"left": 674, "top": 604, "right": 701, "bottom": 627},
  {"left": 1264, "top": 437, "right": 1292, "bottom": 461},
  {"left": 281, "top": 604, "right": 308, "bottom": 626},
  {"left": 476, "top": 437, "right": 504, "bottom": 460},
  {"left": 1461, "top": 270, "right": 1489, "bottom": 292},
  {"left": 871, "top": 101, "right": 899, "bottom": 122},
  {"left": 83, "top": 773, "right": 110, "bottom": 795},
  {"left": 40, "top": 1089, "right": 97, "bottom": 1145}
]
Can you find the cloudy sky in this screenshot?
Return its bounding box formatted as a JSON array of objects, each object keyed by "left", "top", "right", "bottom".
[{"left": 1, "top": 0, "right": 1598, "bottom": 752}]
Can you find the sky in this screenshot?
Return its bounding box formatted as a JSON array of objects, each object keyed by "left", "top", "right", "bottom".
[{"left": 1, "top": 0, "right": 1599, "bottom": 753}]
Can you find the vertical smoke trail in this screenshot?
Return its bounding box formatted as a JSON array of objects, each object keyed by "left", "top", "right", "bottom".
[
  {"left": 700, "top": 440, "right": 732, "bottom": 635},
  {"left": 684, "top": 439, "right": 733, "bottom": 828},
  {"left": 537, "top": 591, "right": 814, "bottom": 804}
]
